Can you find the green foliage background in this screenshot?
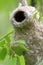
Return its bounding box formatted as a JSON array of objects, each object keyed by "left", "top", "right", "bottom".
[{"left": 0, "top": 0, "right": 17, "bottom": 37}]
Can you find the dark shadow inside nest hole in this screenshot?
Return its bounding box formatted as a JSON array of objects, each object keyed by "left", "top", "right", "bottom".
[{"left": 14, "top": 11, "right": 26, "bottom": 22}]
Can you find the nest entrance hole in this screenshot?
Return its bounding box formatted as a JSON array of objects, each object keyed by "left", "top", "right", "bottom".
[{"left": 14, "top": 11, "right": 26, "bottom": 22}]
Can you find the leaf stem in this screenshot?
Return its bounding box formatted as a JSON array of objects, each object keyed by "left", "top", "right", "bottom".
[{"left": 0, "top": 31, "right": 13, "bottom": 41}]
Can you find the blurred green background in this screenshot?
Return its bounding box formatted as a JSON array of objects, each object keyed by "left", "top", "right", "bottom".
[
  {"left": 0, "top": 0, "right": 43, "bottom": 38},
  {"left": 0, "top": 0, "right": 18, "bottom": 37}
]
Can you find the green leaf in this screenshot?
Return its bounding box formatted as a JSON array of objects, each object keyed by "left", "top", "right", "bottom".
[
  {"left": 15, "top": 40, "right": 25, "bottom": 45},
  {"left": 17, "top": 56, "right": 20, "bottom": 65},
  {"left": 19, "top": 44, "right": 29, "bottom": 52},
  {"left": 11, "top": 40, "right": 25, "bottom": 56},
  {"left": 12, "top": 46, "right": 23, "bottom": 56},
  {"left": 0, "top": 40, "right": 5, "bottom": 47},
  {"left": 15, "top": 40, "right": 29, "bottom": 51},
  {"left": 5, "top": 35, "right": 10, "bottom": 43},
  {"left": 19, "top": 55, "right": 25, "bottom": 65},
  {"left": 12, "top": 40, "right": 29, "bottom": 56},
  {"left": 3, "top": 57, "right": 17, "bottom": 65},
  {"left": 0, "top": 47, "right": 7, "bottom": 60},
  {"left": 17, "top": 55, "right": 25, "bottom": 65}
]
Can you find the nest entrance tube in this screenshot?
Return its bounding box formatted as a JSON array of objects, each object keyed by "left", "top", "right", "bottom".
[{"left": 14, "top": 11, "right": 25, "bottom": 22}]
